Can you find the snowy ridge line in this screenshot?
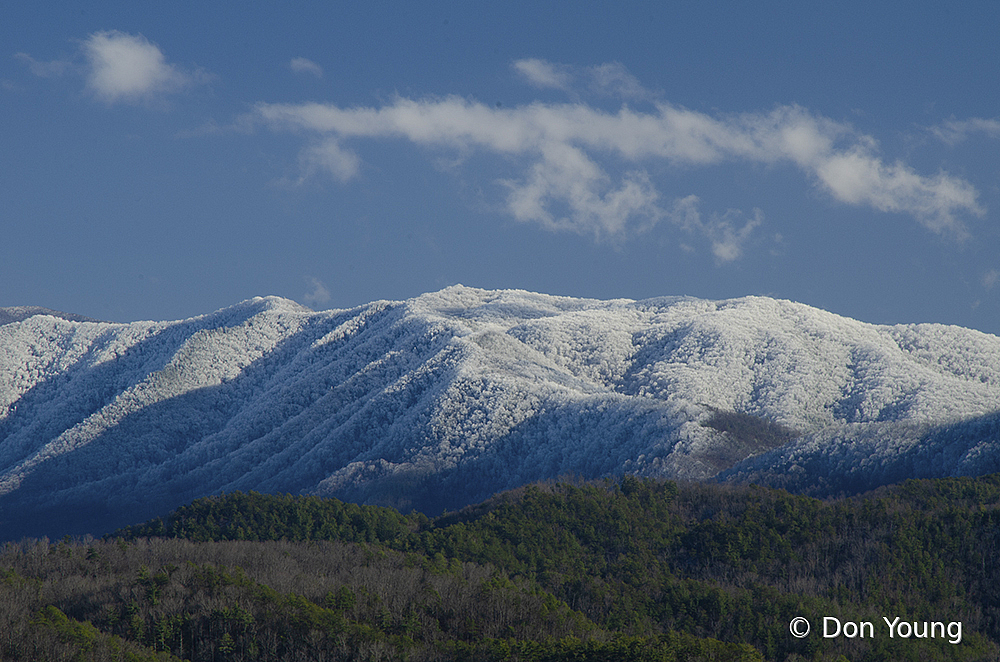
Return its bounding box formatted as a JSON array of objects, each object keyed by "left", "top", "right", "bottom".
[
  {"left": 2, "top": 285, "right": 1000, "bottom": 539},
  {"left": 0, "top": 306, "right": 103, "bottom": 326}
]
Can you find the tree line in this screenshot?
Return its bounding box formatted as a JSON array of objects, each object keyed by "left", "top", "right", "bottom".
[{"left": 4, "top": 472, "right": 1000, "bottom": 660}]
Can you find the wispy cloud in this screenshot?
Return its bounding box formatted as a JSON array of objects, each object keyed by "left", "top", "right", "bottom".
[
  {"left": 513, "top": 58, "right": 573, "bottom": 92},
  {"left": 251, "top": 59, "right": 983, "bottom": 247},
  {"left": 296, "top": 138, "right": 360, "bottom": 183},
  {"left": 513, "top": 58, "right": 654, "bottom": 101},
  {"left": 303, "top": 276, "right": 331, "bottom": 307},
  {"left": 983, "top": 269, "right": 999, "bottom": 291},
  {"left": 931, "top": 117, "right": 1000, "bottom": 146},
  {"left": 680, "top": 201, "right": 765, "bottom": 263},
  {"left": 584, "top": 61, "right": 655, "bottom": 100},
  {"left": 14, "top": 52, "right": 72, "bottom": 78},
  {"left": 290, "top": 57, "right": 323, "bottom": 78}
]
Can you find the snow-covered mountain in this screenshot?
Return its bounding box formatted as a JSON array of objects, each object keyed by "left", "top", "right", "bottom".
[{"left": 3, "top": 286, "right": 1000, "bottom": 539}]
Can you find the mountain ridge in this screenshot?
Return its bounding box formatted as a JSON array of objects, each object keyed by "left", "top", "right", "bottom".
[
  {"left": 2, "top": 285, "right": 1000, "bottom": 539},
  {"left": 0, "top": 305, "right": 103, "bottom": 326}
]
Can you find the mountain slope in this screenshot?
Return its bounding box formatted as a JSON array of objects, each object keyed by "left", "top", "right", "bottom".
[{"left": 2, "top": 286, "right": 1000, "bottom": 538}]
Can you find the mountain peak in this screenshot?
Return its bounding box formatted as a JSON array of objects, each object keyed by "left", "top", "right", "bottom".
[{"left": 2, "top": 287, "right": 1000, "bottom": 539}]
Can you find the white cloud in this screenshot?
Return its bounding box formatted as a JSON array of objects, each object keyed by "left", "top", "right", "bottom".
[
  {"left": 82, "top": 30, "right": 192, "bottom": 103},
  {"left": 814, "top": 151, "right": 979, "bottom": 236},
  {"left": 513, "top": 59, "right": 655, "bottom": 101},
  {"left": 931, "top": 117, "right": 1000, "bottom": 145},
  {"left": 696, "top": 206, "right": 764, "bottom": 263},
  {"left": 290, "top": 57, "right": 323, "bottom": 78},
  {"left": 303, "top": 277, "right": 331, "bottom": 307},
  {"left": 17, "top": 31, "right": 204, "bottom": 105},
  {"left": 14, "top": 52, "right": 72, "bottom": 78},
  {"left": 668, "top": 196, "right": 761, "bottom": 263},
  {"left": 252, "top": 59, "right": 983, "bottom": 245},
  {"left": 513, "top": 58, "right": 573, "bottom": 91},
  {"left": 587, "top": 61, "right": 652, "bottom": 100},
  {"left": 298, "top": 138, "right": 360, "bottom": 183}
]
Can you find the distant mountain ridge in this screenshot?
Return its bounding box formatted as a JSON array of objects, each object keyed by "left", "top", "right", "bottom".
[
  {"left": 0, "top": 305, "right": 102, "bottom": 326},
  {"left": 2, "top": 285, "right": 1000, "bottom": 539}
]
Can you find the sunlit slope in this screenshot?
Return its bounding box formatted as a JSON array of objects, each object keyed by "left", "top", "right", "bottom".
[{"left": 3, "top": 286, "right": 1000, "bottom": 537}]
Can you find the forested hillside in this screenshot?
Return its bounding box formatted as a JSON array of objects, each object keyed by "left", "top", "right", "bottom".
[{"left": 4, "top": 475, "right": 1000, "bottom": 661}]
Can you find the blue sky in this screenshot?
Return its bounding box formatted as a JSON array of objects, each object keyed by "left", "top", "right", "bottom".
[{"left": 3, "top": 2, "right": 1000, "bottom": 332}]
